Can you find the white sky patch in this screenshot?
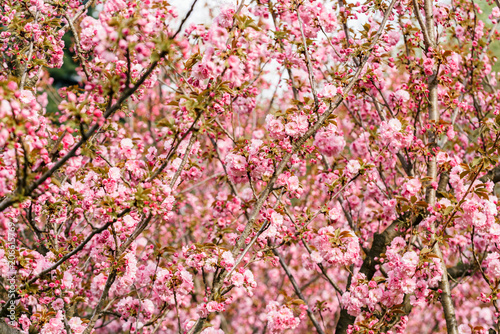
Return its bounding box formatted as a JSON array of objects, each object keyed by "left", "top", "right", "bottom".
[{"left": 169, "top": 0, "right": 238, "bottom": 26}]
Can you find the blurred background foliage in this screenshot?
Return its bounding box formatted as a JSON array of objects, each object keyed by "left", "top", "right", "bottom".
[
  {"left": 478, "top": 0, "right": 500, "bottom": 71},
  {"left": 45, "top": 32, "right": 80, "bottom": 114},
  {"left": 45, "top": 4, "right": 96, "bottom": 114}
]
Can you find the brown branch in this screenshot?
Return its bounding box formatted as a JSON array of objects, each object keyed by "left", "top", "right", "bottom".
[
  {"left": 0, "top": 321, "right": 22, "bottom": 334},
  {"left": 82, "top": 269, "right": 117, "bottom": 334},
  {"left": 272, "top": 249, "right": 326, "bottom": 334},
  {"left": 72, "top": 0, "right": 96, "bottom": 24},
  {"left": 148, "top": 112, "right": 202, "bottom": 182},
  {"left": 480, "top": 165, "right": 500, "bottom": 183},
  {"left": 29, "top": 209, "right": 129, "bottom": 284},
  {"left": 434, "top": 244, "right": 459, "bottom": 334},
  {"left": 169, "top": 133, "right": 197, "bottom": 189},
  {"left": 172, "top": 0, "right": 199, "bottom": 39},
  {"left": 117, "top": 213, "right": 153, "bottom": 256},
  {"left": 423, "top": 0, "right": 457, "bottom": 328},
  {"left": 296, "top": 8, "right": 319, "bottom": 107},
  {"left": 412, "top": 0, "right": 432, "bottom": 50}
]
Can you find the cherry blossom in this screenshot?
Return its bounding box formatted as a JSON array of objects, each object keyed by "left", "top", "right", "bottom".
[{"left": 1, "top": 0, "right": 500, "bottom": 333}]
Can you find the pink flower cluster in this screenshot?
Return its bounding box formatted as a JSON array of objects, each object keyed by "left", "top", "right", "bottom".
[
  {"left": 313, "top": 123, "right": 346, "bottom": 157},
  {"left": 265, "top": 114, "right": 286, "bottom": 140},
  {"left": 341, "top": 237, "right": 444, "bottom": 318},
  {"left": 485, "top": 253, "right": 500, "bottom": 280},
  {"left": 377, "top": 118, "right": 412, "bottom": 153},
  {"left": 284, "top": 114, "right": 309, "bottom": 138},
  {"left": 309, "top": 227, "right": 360, "bottom": 266},
  {"left": 265, "top": 301, "right": 301, "bottom": 333},
  {"left": 225, "top": 153, "right": 248, "bottom": 184},
  {"left": 230, "top": 269, "right": 258, "bottom": 296}
]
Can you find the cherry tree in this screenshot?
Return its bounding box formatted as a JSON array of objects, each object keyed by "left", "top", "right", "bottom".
[{"left": 1, "top": 0, "right": 500, "bottom": 333}]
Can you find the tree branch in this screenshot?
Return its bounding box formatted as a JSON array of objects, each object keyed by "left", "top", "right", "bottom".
[
  {"left": 0, "top": 321, "right": 22, "bottom": 334},
  {"left": 272, "top": 249, "right": 326, "bottom": 334}
]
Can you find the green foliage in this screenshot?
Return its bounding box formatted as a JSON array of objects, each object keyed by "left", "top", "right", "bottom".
[
  {"left": 45, "top": 32, "right": 79, "bottom": 114},
  {"left": 478, "top": 0, "right": 500, "bottom": 71}
]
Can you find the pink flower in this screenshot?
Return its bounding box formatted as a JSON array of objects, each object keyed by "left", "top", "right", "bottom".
[
  {"left": 393, "top": 89, "right": 410, "bottom": 103},
  {"left": 266, "top": 301, "right": 300, "bottom": 333},
  {"left": 458, "top": 324, "right": 472, "bottom": 334},
  {"left": 200, "top": 328, "right": 225, "bottom": 334},
  {"left": 0, "top": 100, "right": 11, "bottom": 117},
  {"left": 402, "top": 178, "right": 421, "bottom": 198},
  {"left": 270, "top": 212, "right": 283, "bottom": 226},
  {"left": 104, "top": 0, "right": 127, "bottom": 12},
  {"left": 485, "top": 253, "right": 500, "bottom": 279},
  {"left": 64, "top": 269, "right": 77, "bottom": 291},
  {"left": 142, "top": 299, "right": 155, "bottom": 318},
  {"left": 328, "top": 207, "right": 342, "bottom": 221},
  {"left": 423, "top": 57, "right": 435, "bottom": 75},
  {"left": 184, "top": 320, "right": 196, "bottom": 331},
  {"left": 401, "top": 251, "right": 419, "bottom": 273},
  {"left": 221, "top": 251, "right": 235, "bottom": 268},
  {"left": 62, "top": 133, "right": 75, "bottom": 149},
  {"left": 206, "top": 301, "right": 219, "bottom": 312},
  {"left": 310, "top": 251, "right": 323, "bottom": 263},
  {"left": 19, "top": 90, "right": 35, "bottom": 104},
  {"left": 472, "top": 211, "right": 487, "bottom": 229},
  {"left": 122, "top": 215, "right": 138, "bottom": 229},
  {"left": 388, "top": 118, "right": 402, "bottom": 131},
  {"left": 227, "top": 55, "right": 240, "bottom": 69},
  {"left": 493, "top": 7, "right": 500, "bottom": 18},
  {"left": 311, "top": 227, "right": 360, "bottom": 266},
  {"left": 244, "top": 269, "right": 256, "bottom": 289},
  {"left": 436, "top": 152, "right": 449, "bottom": 164},
  {"left": 225, "top": 153, "right": 248, "bottom": 183},
  {"left": 51, "top": 298, "right": 64, "bottom": 310},
  {"left": 446, "top": 52, "right": 461, "bottom": 74},
  {"left": 265, "top": 114, "right": 285, "bottom": 139},
  {"left": 40, "top": 311, "right": 65, "bottom": 334},
  {"left": 215, "top": 6, "right": 235, "bottom": 28},
  {"left": 455, "top": 25, "right": 465, "bottom": 41},
  {"left": 19, "top": 314, "right": 31, "bottom": 332},
  {"left": 384, "top": 30, "right": 400, "bottom": 46},
  {"left": 108, "top": 167, "right": 121, "bottom": 180},
  {"left": 208, "top": 26, "right": 229, "bottom": 49},
  {"left": 345, "top": 160, "right": 361, "bottom": 177},
  {"left": 447, "top": 127, "right": 456, "bottom": 140},
  {"left": 292, "top": 114, "right": 308, "bottom": 135},
  {"left": 248, "top": 139, "right": 263, "bottom": 156},
  {"left": 146, "top": 146, "right": 157, "bottom": 162},
  {"left": 285, "top": 121, "right": 299, "bottom": 137},
  {"left": 69, "top": 317, "right": 87, "bottom": 334},
  {"left": 66, "top": 156, "right": 84, "bottom": 175},
  {"left": 286, "top": 176, "right": 300, "bottom": 191},
  {"left": 231, "top": 272, "right": 245, "bottom": 287},
  {"left": 314, "top": 124, "right": 345, "bottom": 156},
  {"left": 401, "top": 277, "right": 417, "bottom": 294},
  {"left": 121, "top": 138, "right": 134, "bottom": 150},
  {"left": 185, "top": 166, "right": 202, "bottom": 180},
  {"left": 226, "top": 154, "right": 246, "bottom": 172},
  {"left": 321, "top": 83, "right": 337, "bottom": 98},
  {"left": 377, "top": 118, "right": 407, "bottom": 153},
  {"left": 192, "top": 60, "right": 216, "bottom": 80}
]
